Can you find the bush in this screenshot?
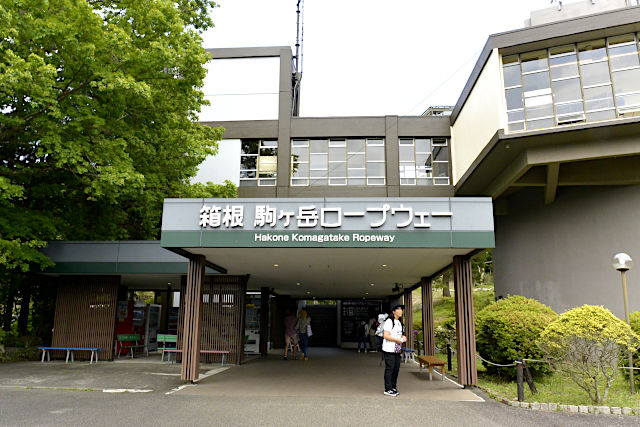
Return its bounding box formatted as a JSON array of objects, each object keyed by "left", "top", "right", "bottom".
[
  {"left": 435, "top": 317, "right": 456, "bottom": 351},
  {"left": 538, "top": 305, "right": 640, "bottom": 404},
  {"left": 475, "top": 295, "right": 557, "bottom": 378},
  {"left": 621, "top": 311, "right": 640, "bottom": 387}
]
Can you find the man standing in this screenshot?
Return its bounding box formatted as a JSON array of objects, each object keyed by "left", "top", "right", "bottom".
[
  {"left": 283, "top": 310, "right": 298, "bottom": 360},
  {"left": 382, "top": 304, "right": 406, "bottom": 396}
]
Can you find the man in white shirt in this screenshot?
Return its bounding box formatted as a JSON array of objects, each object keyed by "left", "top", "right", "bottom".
[{"left": 382, "top": 304, "right": 406, "bottom": 396}]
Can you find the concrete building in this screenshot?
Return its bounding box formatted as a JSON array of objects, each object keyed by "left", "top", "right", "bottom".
[{"left": 40, "top": 0, "right": 640, "bottom": 384}]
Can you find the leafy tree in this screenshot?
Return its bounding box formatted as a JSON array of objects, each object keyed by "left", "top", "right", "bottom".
[
  {"left": 538, "top": 305, "right": 640, "bottom": 404},
  {"left": 0, "top": 0, "right": 226, "bottom": 275}
]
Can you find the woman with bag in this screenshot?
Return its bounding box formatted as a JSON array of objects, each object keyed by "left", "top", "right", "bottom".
[
  {"left": 382, "top": 304, "right": 406, "bottom": 397},
  {"left": 297, "top": 309, "right": 311, "bottom": 361}
]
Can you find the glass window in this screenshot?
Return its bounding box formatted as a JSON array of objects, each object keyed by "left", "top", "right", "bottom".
[
  {"left": 578, "top": 39, "right": 607, "bottom": 63},
  {"left": 506, "top": 87, "right": 524, "bottom": 110},
  {"left": 240, "top": 140, "right": 277, "bottom": 187},
  {"left": 523, "top": 71, "right": 551, "bottom": 94},
  {"left": 398, "top": 138, "right": 448, "bottom": 186},
  {"left": 580, "top": 61, "right": 612, "bottom": 87},
  {"left": 552, "top": 78, "right": 582, "bottom": 103},
  {"left": 609, "top": 43, "right": 640, "bottom": 70},
  {"left": 503, "top": 64, "right": 522, "bottom": 88},
  {"left": 290, "top": 138, "right": 385, "bottom": 186},
  {"left": 612, "top": 68, "right": 640, "bottom": 94},
  {"left": 520, "top": 50, "right": 548, "bottom": 73}
]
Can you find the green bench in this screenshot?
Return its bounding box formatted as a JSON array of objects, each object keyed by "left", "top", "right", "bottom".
[
  {"left": 116, "top": 334, "right": 147, "bottom": 359},
  {"left": 157, "top": 334, "right": 178, "bottom": 362}
]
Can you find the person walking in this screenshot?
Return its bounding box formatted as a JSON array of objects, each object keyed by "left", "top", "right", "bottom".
[
  {"left": 367, "top": 317, "right": 378, "bottom": 352},
  {"left": 356, "top": 320, "right": 368, "bottom": 352},
  {"left": 297, "top": 309, "right": 311, "bottom": 360},
  {"left": 283, "top": 310, "right": 298, "bottom": 360},
  {"left": 382, "top": 304, "right": 406, "bottom": 397}
]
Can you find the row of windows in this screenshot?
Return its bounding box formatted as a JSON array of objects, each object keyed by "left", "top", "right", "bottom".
[
  {"left": 503, "top": 33, "right": 640, "bottom": 133},
  {"left": 238, "top": 139, "right": 450, "bottom": 187},
  {"left": 291, "top": 138, "right": 386, "bottom": 186}
]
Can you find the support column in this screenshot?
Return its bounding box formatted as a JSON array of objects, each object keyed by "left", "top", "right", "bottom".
[
  {"left": 453, "top": 255, "right": 478, "bottom": 386},
  {"left": 421, "top": 277, "right": 435, "bottom": 356},
  {"left": 181, "top": 255, "right": 205, "bottom": 382},
  {"left": 259, "top": 287, "right": 270, "bottom": 356},
  {"left": 403, "top": 290, "right": 413, "bottom": 350}
]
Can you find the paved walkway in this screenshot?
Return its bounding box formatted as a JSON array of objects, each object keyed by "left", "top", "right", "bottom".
[{"left": 180, "top": 347, "right": 482, "bottom": 401}]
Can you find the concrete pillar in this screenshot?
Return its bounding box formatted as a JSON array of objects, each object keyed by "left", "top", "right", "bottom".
[
  {"left": 181, "top": 255, "right": 205, "bottom": 382},
  {"left": 453, "top": 255, "right": 478, "bottom": 386},
  {"left": 259, "top": 287, "right": 270, "bottom": 356},
  {"left": 421, "top": 277, "right": 435, "bottom": 356},
  {"left": 403, "top": 290, "right": 413, "bottom": 350}
]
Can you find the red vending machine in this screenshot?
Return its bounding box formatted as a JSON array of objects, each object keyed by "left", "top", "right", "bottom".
[{"left": 115, "top": 301, "right": 134, "bottom": 356}]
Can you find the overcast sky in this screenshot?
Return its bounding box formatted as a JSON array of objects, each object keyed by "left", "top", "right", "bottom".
[{"left": 201, "top": 0, "right": 552, "bottom": 117}]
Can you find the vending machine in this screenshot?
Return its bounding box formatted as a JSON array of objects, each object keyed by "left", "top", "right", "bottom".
[{"left": 145, "top": 304, "right": 161, "bottom": 352}]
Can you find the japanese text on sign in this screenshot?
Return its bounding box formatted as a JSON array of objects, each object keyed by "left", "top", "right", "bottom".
[{"left": 199, "top": 204, "right": 452, "bottom": 229}]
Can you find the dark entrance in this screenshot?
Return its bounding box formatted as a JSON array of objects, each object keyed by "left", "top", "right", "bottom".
[{"left": 306, "top": 305, "right": 338, "bottom": 347}]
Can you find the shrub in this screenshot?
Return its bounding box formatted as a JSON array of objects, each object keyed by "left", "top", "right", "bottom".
[
  {"left": 538, "top": 305, "right": 640, "bottom": 404},
  {"left": 475, "top": 295, "right": 557, "bottom": 378},
  {"left": 621, "top": 311, "right": 640, "bottom": 387},
  {"left": 435, "top": 317, "right": 456, "bottom": 351}
]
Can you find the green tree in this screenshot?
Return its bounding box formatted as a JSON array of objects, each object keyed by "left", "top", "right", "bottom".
[
  {"left": 0, "top": 0, "right": 225, "bottom": 274},
  {"left": 539, "top": 305, "right": 640, "bottom": 404}
]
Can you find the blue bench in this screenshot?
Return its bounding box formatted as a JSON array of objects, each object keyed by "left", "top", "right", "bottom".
[{"left": 38, "top": 347, "right": 101, "bottom": 364}]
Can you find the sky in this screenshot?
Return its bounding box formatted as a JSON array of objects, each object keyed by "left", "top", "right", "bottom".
[{"left": 201, "top": 0, "right": 552, "bottom": 117}]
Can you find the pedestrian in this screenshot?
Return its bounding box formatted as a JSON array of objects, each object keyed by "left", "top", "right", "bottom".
[
  {"left": 297, "top": 309, "right": 311, "bottom": 360},
  {"left": 283, "top": 309, "right": 298, "bottom": 360},
  {"left": 382, "top": 304, "right": 406, "bottom": 397},
  {"left": 356, "top": 320, "right": 368, "bottom": 352},
  {"left": 367, "top": 317, "right": 378, "bottom": 352}
]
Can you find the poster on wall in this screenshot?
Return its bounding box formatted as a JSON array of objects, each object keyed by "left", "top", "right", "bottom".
[{"left": 341, "top": 300, "right": 382, "bottom": 342}]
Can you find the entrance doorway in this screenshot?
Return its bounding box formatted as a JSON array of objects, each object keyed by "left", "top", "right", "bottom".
[{"left": 305, "top": 305, "right": 338, "bottom": 347}]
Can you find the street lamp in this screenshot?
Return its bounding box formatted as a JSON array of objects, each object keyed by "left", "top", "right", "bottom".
[{"left": 613, "top": 253, "right": 635, "bottom": 394}]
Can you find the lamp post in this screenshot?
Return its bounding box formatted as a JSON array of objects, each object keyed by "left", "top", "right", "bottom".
[{"left": 613, "top": 253, "right": 635, "bottom": 394}]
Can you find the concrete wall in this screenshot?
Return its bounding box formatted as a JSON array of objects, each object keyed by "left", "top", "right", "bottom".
[
  {"left": 494, "top": 185, "right": 640, "bottom": 318},
  {"left": 527, "top": 0, "right": 634, "bottom": 27},
  {"left": 450, "top": 49, "right": 504, "bottom": 185}
]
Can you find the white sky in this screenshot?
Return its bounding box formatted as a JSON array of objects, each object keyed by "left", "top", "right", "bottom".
[{"left": 201, "top": 0, "right": 552, "bottom": 117}]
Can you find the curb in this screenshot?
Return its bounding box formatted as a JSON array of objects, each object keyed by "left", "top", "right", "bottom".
[{"left": 477, "top": 385, "right": 640, "bottom": 416}]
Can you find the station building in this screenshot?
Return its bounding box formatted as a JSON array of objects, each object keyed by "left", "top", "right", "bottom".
[{"left": 40, "top": 0, "right": 640, "bottom": 384}]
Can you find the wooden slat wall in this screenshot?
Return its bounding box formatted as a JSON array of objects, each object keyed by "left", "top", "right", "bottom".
[
  {"left": 403, "top": 290, "right": 414, "bottom": 350},
  {"left": 453, "top": 255, "right": 478, "bottom": 386},
  {"left": 178, "top": 274, "right": 248, "bottom": 367},
  {"left": 52, "top": 276, "right": 119, "bottom": 361},
  {"left": 421, "top": 277, "right": 436, "bottom": 356},
  {"left": 181, "top": 255, "right": 205, "bottom": 382}
]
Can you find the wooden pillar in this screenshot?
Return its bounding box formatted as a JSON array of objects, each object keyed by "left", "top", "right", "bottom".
[
  {"left": 259, "top": 287, "right": 270, "bottom": 356},
  {"left": 403, "top": 290, "right": 413, "bottom": 349},
  {"left": 421, "top": 277, "right": 435, "bottom": 356},
  {"left": 181, "top": 255, "right": 205, "bottom": 382},
  {"left": 453, "top": 255, "right": 478, "bottom": 386},
  {"left": 236, "top": 277, "right": 248, "bottom": 365}
]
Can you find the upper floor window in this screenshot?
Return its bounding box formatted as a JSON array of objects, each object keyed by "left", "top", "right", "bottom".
[
  {"left": 399, "top": 138, "right": 450, "bottom": 185},
  {"left": 290, "top": 138, "right": 386, "bottom": 186},
  {"left": 502, "top": 33, "right": 640, "bottom": 133},
  {"left": 240, "top": 140, "right": 277, "bottom": 187}
]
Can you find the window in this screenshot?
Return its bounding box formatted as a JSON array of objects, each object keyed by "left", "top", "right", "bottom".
[
  {"left": 399, "top": 138, "right": 450, "bottom": 186},
  {"left": 240, "top": 140, "right": 277, "bottom": 187},
  {"left": 502, "top": 33, "right": 640, "bottom": 131},
  {"left": 290, "top": 138, "right": 386, "bottom": 186}
]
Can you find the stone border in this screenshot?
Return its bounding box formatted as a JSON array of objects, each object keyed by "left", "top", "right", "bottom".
[{"left": 477, "top": 385, "right": 640, "bottom": 416}]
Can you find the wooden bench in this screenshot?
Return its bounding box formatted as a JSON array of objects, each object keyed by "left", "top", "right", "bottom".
[
  {"left": 38, "top": 347, "right": 101, "bottom": 364},
  {"left": 116, "top": 334, "right": 147, "bottom": 359},
  {"left": 164, "top": 349, "right": 230, "bottom": 366},
  {"left": 417, "top": 355, "right": 446, "bottom": 381},
  {"left": 157, "top": 334, "right": 178, "bottom": 362}
]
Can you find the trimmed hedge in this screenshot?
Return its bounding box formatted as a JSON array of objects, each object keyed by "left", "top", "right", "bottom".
[{"left": 475, "top": 295, "right": 557, "bottom": 378}]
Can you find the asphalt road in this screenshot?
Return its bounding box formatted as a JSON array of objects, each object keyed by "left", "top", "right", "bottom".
[{"left": 1, "top": 388, "right": 638, "bottom": 427}]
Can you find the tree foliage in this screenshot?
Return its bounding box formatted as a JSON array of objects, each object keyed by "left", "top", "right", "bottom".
[
  {"left": 538, "top": 305, "right": 640, "bottom": 404},
  {"left": 0, "top": 0, "right": 228, "bottom": 272},
  {"left": 476, "top": 295, "right": 557, "bottom": 378}
]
